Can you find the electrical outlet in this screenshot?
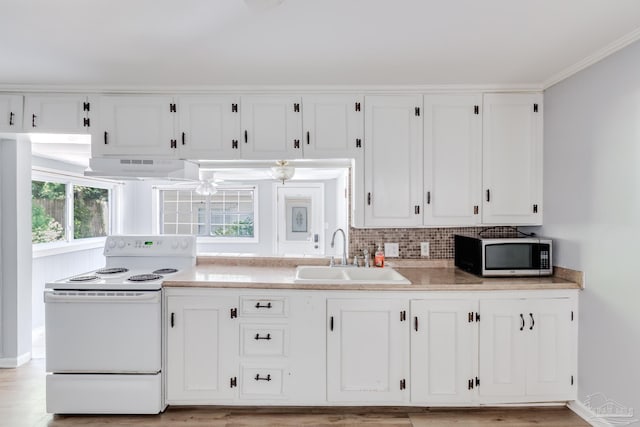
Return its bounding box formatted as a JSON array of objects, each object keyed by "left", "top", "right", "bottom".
[
  {"left": 384, "top": 243, "right": 399, "bottom": 258},
  {"left": 420, "top": 242, "right": 430, "bottom": 257}
]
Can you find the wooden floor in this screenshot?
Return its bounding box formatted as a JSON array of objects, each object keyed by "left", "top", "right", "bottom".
[{"left": 0, "top": 359, "right": 589, "bottom": 427}]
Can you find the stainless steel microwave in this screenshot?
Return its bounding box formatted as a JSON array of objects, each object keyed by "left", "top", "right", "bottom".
[{"left": 454, "top": 235, "right": 552, "bottom": 277}]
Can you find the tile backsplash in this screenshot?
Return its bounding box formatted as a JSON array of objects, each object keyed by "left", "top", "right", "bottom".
[{"left": 349, "top": 226, "right": 520, "bottom": 259}]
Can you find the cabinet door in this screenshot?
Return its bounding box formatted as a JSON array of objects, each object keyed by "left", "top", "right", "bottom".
[
  {"left": 423, "top": 94, "right": 482, "bottom": 226},
  {"left": 177, "top": 96, "right": 240, "bottom": 160},
  {"left": 482, "top": 93, "right": 543, "bottom": 225},
  {"left": 363, "top": 95, "right": 423, "bottom": 227},
  {"left": 94, "top": 95, "right": 175, "bottom": 157},
  {"left": 240, "top": 96, "right": 302, "bottom": 159},
  {"left": 24, "top": 95, "right": 89, "bottom": 133},
  {"left": 411, "top": 299, "right": 477, "bottom": 404},
  {"left": 301, "top": 95, "right": 363, "bottom": 159},
  {"left": 478, "top": 299, "right": 527, "bottom": 400},
  {"left": 0, "top": 95, "right": 23, "bottom": 131},
  {"left": 327, "top": 299, "right": 409, "bottom": 403},
  {"left": 166, "top": 295, "right": 238, "bottom": 403},
  {"left": 525, "top": 298, "right": 575, "bottom": 399}
]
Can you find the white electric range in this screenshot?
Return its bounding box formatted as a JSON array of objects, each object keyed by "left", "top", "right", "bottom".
[{"left": 44, "top": 235, "right": 196, "bottom": 414}]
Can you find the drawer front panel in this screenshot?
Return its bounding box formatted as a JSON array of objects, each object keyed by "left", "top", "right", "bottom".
[
  {"left": 240, "top": 366, "right": 286, "bottom": 398},
  {"left": 240, "top": 297, "right": 287, "bottom": 317},
  {"left": 241, "top": 325, "right": 288, "bottom": 357}
]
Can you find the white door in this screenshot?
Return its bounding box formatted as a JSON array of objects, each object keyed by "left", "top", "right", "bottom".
[
  {"left": 423, "top": 94, "right": 482, "bottom": 226},
  {"left": 0, "top": 95, "right": 23, "bottom": 131},
  {"left": 482, "top": 93, "right": 543, "bottom": 225},
  {"left": 177, "top": 96, "right": 240, "bottom": 160},
  {"left": 94, "top": 95, "right": 175, "bottom": 157},
  {"left": 241, "top": 95, "right": 302, "bottom": 159},
  {"left": 302, "top": 94, "right": 364, "bottom": 159},
  {"left": 364, "top": 95, "right": 423, "bottom": 227},
  {"left": 327, "top": 299, "right": 409, "bottom": 403},
  {"left": 24, "top": 94, "right": 89, "bottom": 133},
  {"left": 478, "top": 299, "right": 527, "bottom": 401},
  {"left": 275, "top": 184, "right": 324, "bottom": 256},
  {"left": 525, "top": 298, "right": 575, "bottom": 399},
  {"left": 166, "top": 295, "right": 238, "bottom": 403},
  {"left": 411, "top": 299, "right": 477, "bottom": 404}
]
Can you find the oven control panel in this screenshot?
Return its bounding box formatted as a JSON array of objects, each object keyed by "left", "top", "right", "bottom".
[{"left": 104, "top": 235, "right": 196, "bottom": 257}]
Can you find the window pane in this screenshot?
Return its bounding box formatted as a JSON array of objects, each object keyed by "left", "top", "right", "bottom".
[
  {"left": 32, "top": 180, "right": 66, "bottom": 243},
  {"left": 73, "top": 186, "right": 109, "bottom": 239}
]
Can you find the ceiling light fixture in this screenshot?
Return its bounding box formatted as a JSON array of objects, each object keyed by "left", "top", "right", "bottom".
[
  {"left": 270, "top": 160, "right": 295, "bottom": 184},
  {"left": 194, "top": 171, "right": 219, "bottom": 196}
]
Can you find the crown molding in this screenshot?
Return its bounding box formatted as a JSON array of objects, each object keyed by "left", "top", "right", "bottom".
[
  {"left": 543, "top": 26, "right": 640, "bottom": 90},
  {"left": 0, "top": 83, "right": 543, "bottom": 95}
]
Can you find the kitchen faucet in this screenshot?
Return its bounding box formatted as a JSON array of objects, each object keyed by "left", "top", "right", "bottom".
[{"left": 330, "top": 228, "right": 348, "bottom": 266}]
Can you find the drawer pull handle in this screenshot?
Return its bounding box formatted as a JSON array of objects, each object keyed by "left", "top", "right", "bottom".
[
  {"left": 529, "top": 313, "right": 535, "bottom": 330},
  {"left": 254, "top": 333, "right": 271, "bottom": 340},
  {"left": 255, "top": 374, "right": 271, "bottom": 381},
  {"left": 520, "top": 313, "right": 525, "bottom": 331},
  {"left": 255, "top": 302, "right": 272, "bottom": 309}
]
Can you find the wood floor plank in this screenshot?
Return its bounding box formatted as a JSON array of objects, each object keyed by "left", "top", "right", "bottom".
[{"left": 0, "top": 360, "right": 588, "bottom": 427}]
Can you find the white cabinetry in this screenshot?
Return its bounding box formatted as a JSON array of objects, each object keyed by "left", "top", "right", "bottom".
[
  {"left": 363, "top": 95, "right": 423, "bottom": 227},
  {"left": 327, "top": 298, "right": 409, "bottom": 403},
  {"left": 482, "top": 93, "right": 543, "bottom": 225},
  {"left": 240, "top": 96, "right": 302, "bottom": 160},
  {"left": 301, "top": 95, "right": 363, "bottom": 159},
  {"left": 423, "top": 94, "right": 482, "bottom": 226},
  {"left": 165, "top": 295, "right": 238, "bottom": 403},
  {"left": 478, "top": 297, "right": 576, "bottom": 403},
  {"left": 94, "top": 95, "right": 176, "bottom": 157},
  {"left": 177, "top": 96, "right": 241, "bottom": 160},
  {"left": 24, "top": 94, "right": 91, "bottom": 133},
  {"left": 410, "top": 299, "right": 477, "bottom": 404},
  {"left": 0, "top": 95, "right": 23, "bottom": 131}
]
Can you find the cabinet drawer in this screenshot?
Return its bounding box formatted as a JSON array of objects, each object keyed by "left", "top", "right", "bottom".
[
  {"left": 240, "top": 297, "right": 287, "bottom": 317},
  {"left": 240, "top": 366, "right": 286, "bottom": 398},
  {"left": 241, "top": 325, "right": 288, "bottom": 357}
]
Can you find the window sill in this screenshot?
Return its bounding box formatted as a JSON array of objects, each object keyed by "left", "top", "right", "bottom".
[
  {"left": 32, "top": 238, "right": 105, "bottom": 259},
  {"left": 196, "top": 236, "right": 259, "bottom": 244}
]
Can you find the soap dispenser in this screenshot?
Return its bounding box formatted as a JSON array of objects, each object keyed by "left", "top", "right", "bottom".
[{"left": 374, "top": 244, "right": 385, "bottom": 268}]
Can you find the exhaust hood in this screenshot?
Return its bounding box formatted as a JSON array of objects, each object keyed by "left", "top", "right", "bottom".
[{"left": 84, "top": 158, "right": 199, "bottom": 180}]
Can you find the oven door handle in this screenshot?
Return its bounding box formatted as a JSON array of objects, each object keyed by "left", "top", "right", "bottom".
[{"left": 44, "top": 290, "right": 160, "bottom": 303}]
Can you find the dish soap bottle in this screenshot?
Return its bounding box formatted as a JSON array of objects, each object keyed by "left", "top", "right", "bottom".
[{"left": 374, "top": 244, "right": 385, "bottom": 268}]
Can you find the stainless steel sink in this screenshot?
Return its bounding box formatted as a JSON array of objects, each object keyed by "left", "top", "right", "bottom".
[{"left": 294, "top": 266, "right": 411, "bottom": 285}]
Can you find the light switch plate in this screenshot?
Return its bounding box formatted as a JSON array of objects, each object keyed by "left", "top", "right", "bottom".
[
  {"left": 384, "top": 243, "right": 399, "bottom": 258},
  {"left": 420, "top": 242, "right": 430, "bottom": 257}
]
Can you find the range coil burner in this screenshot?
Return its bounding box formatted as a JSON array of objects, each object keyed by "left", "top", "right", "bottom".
[
  {"left": 127, "top": 274, "right": 163, "bottom": 282},
  {"left": 96, "top": 267, "right": 129, "bottom": 274},
  {"left": 69, "top": 275, "right": 99, "bottom": 282},
  {"left": 152, "top": 268, "right": 178, "bottom": 275}
]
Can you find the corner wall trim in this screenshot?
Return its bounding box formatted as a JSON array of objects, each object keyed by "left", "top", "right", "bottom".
[
  {"left": 0, "top": 352, "right": 32, "bottom": 368},
  {"left": 567, "top": 400, "right": 612, "bottom": 427}
]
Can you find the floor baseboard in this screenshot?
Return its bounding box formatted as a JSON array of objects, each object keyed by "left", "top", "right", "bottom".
[
  {"left": 0, "top": 352, "right": 32, "bottom": 368},
  {"left": 568, "top": 400, "right": 611, "bottom": 427}
]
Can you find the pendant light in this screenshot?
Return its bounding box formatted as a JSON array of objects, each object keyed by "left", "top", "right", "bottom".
[{"left": 270, "top": 160, "right": 295, "bottom": 184}]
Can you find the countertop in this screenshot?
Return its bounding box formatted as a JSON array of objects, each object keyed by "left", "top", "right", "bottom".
[{"left": 162, "top": 258, "right": 582, "bottom": 291}]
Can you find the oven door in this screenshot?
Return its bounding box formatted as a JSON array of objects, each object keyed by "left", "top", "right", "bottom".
[{"left": 44, "top": 290, "right": 161, "bottom": 373}]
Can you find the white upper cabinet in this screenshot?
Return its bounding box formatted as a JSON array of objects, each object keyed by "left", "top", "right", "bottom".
[
  {"left": 176, "top": 96, "right": 241, "bottom": 160},
  {"left": 363, "top": 95, "right": 423, "bottom": 227},
  {"left": 24, "top": 94, "right": 91, "bottom": 133},
  {"left": 423, "top": 94, "right": 482, "bottom": 226},
  {"left": 482, "top": 93, "right": 543, "bottom": 225},
  {"left": 94, "top": 95, "right": 176, "bottom": 157},
  {"left": 327, "top": 298, "right": 410, "bottom": 403},
  {"left": 0, "top": 95, "right": 23, "bottom": 131},
  {"left": 301, "top": 95, "right": 364, "bottom": 159},
  {"left": 240, "top": 95, "right": 302, "bottom": 160},
  {"left": 411, "top": 299, "right": 478, "bottom": 404}
]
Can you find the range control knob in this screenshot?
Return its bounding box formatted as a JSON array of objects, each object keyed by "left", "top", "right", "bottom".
[
  {"left": 107, "top": 239, "right": 117, "bottom": 249},
  {"left": 179, "top": 238, "right": 189, "bottom": 249},
  {"left": 117, "top": 239, "right": 126, "bottom": 249}
]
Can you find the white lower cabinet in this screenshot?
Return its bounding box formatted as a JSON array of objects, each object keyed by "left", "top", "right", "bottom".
[
  {"left": 478, "top": 297, "right": 576, "bottom": 403},
  {"left": 327, "top": 298, "right": 410, "bottom": 403},
  {"left": 410, "top": 299, "right": 478, "bottom": 404},
  {"left": 165, "top": 289, "right": 577, "bottom": 407}
]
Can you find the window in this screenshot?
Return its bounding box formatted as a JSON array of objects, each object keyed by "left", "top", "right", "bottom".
[
  {"left": 160, "top": 187, "right": 256, "bottom": 240},
  {"left": 32, "top": 174, "right": 113, "bottom": 245}
]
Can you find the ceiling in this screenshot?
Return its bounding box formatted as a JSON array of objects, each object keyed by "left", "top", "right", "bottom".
[{"left": 2, "top": 0, "right": 640, "bottom": 88}]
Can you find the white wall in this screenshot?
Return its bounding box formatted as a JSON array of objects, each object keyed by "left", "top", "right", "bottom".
[
  {"left": 120, "top": 176, "right": 345, "bottom": 257},
  {"left": 540, "top": 40, "right": 640, "bottom": 415}
]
